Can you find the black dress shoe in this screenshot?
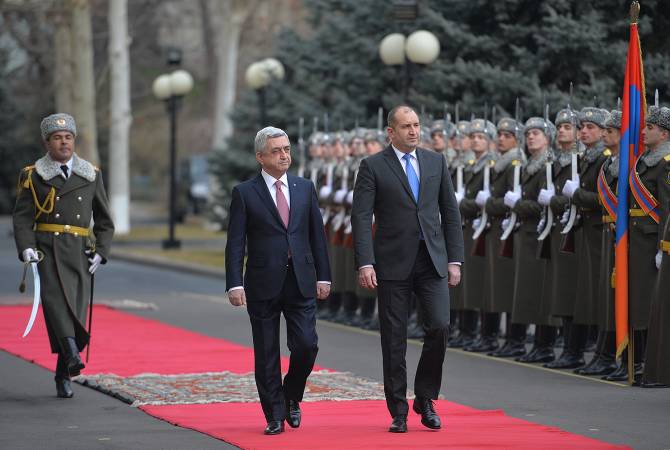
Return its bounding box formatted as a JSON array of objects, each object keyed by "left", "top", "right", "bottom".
[
  {"left": 491, "top": 341, "right": 526, "bottom": 358},
  {"left": 264, "top": 420, "right": 284, "bottom": 435},
  {"left": 465, "top": 337, "right": 499, "bottom": 353},
  {"left": 413, "top": 397, "right": 441, "bottom": 430},
  {"left": 517, "top": 347, "right": 555, "bottom": 363},
  {"left": 286, "top": 399, "right": 301, "bottom": 428},
  {"left": 602, "top": 363, "right": 643, "bottom": 381},
  {"left": 543, "top": 351, "right": 585, "bottom": 369},
  {"left": 389, "top": 415, "right": 407, "bottom": 433},
  {"left": 62, "top": 337, "right": 85, "bottom": 377},
  {"left": 55, "top": 376, "right": 73, "bottom": 398},
  {"left": 574, "top": 357, "right": 618, "bottom": 376}
]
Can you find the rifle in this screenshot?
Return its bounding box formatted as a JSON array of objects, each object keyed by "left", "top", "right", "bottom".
[
  {"left": 454, "top": 102, "right": 465, "bottom": 197},
  {"left": 500, "top": 98, "right": 522, "bottom": 258},
  {"left": 472, "top": 104, "right": 490, "bottom": 246},
  {"left": 537, "top": 103, "right": 554, "bottom": 259},
  {"left": 309, "top": 117, "right": 319, "bottom": 186},
  {"left": 560, "top": 83, "right": 579, "bottom": 252},
  {"left": 297, "top": 117, "right": 306, "bottom": 178}
]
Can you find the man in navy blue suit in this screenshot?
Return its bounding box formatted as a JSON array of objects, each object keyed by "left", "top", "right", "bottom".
[{"left": 225, "top": 126, "right": 331, "bottom": 435}]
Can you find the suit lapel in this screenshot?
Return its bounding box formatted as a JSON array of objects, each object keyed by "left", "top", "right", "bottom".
[
  {"left": 252, "top": 173, "right": 285, "bottom": 228},
  {"left": 417, "top": 149, "right": 429, "bottom": 206},
  {"left": 382, "top": 146, "right": 416, "bottom": 204},
  {"left": 58, "top": 174, "right": 89, "bottom": 196},
  {"left": 287, "top": 175, "right": 300, "bottom": 231}
]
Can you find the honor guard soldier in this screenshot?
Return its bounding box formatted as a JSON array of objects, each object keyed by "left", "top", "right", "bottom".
[
  {"left": 449, "top": 120, "right": 477, "bottom": 347},
  {"left": 13, "top": 113, "right": 115, "bottom": 398},
  {"left": 458, "top": 119, "right": 498, "bottom": 352},
  {"left": 504, "top": 117, "right": 558, "bottom": 363},
  {"left": 430, "top": 119, "right": 457, "bottom": 168},
  {"left": 590, "top": 110, "right": 625, "bottom": 379},
  {"left": 559, "top": 107, "right": 611, "bottom": 369},
  {"left": 629, "top": 106, "right": 670, "bottom": 385},
  {"left": 483, "top": 118, "right": 527, "bottom": 357}
]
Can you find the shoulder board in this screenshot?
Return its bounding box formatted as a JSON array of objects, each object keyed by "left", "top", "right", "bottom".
[
  {"left": 468, "top": 159, "right": 475, "bottom": 165},
  {"left": 603, "top": 149, "right": 612, "bottom": 156},
  {"left": 664, "top": 154, "right": 670, "bottom": 162},
  {"left": 489, "top": 159, "right": 496, "bottom": 166},
  {"left": 512, "top": 159, "right": 520, "bottom": 166},
  {"left": 22, "top": 165, "right": 35, "bottom": 172}
]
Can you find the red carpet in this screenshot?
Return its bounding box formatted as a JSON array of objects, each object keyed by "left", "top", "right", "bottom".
[
  {"left": 0, "top": 305, "right": 300, "bottom": 376},
  {"left": 1, "top": 305, "right": 630, "bottom": 449}
]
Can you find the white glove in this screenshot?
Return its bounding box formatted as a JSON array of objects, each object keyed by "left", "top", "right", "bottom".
[
  {"left": 475, "top": 190, "right": 491, "bottom": 207},
  {"left": 538, "top": 187, "right": 555, "bottom": 206},
  {"left": 501, "top": 218, "right": 510, "bottom": 231},
  {"left": 319, "top": 185, "right": 332, "bottom": 200},
  {"left": 22, "top": 248, "right": 38, "bottom": 262},
  {"left": 455, "top": 191, "right": 464, "bottom": 204},
  {"left": 346, "top": 190, "right": 354, "bottom": 205},
  {"left": 560, "top": 209, "right": 570, "bottom": 226},
  {"left": 333, "top": 188, "right": 348, "bottom": 204},
  {"left": 537, "top": 217, "right": 546, "bottom": 233},
  {"left": 504, "top": 191, "right": 521, "bottom": 208},
  {"left": 86, "top": 250, "right": 103, "bottom": 274},
  {"left": 562, "top": 178, "right": 580, "bottom": 198},
  {"left": 656, "top": 250, "right": 663, "bottom": 270},
  {"left": 472, "top": 217, "right": 482, "bottom": 230}
]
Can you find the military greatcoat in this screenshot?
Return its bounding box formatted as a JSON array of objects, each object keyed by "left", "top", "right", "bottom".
[{"left": 13, "top": 153, "right": 114, "bottom": 353}]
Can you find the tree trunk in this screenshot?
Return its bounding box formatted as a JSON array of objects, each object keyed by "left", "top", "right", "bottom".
[
  {"left": 53, "top": 6, "right": 74, "bottom": 113},
  {"left": 70, "top": 0, "right": 99, "bottom": 165},
  {"left": 209, "top": 0, "right": 259, "bottom": 150},
  {"left": 108, "top": 0, "right": 132, "bottom": 234}
]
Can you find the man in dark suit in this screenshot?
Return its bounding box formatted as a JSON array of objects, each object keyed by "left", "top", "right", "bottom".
[
  {"left": 225, "top": 126, "right": 331, "bottom": 435},
  {"left": 352, "top": 106, "right": 465, "bottom": 433}
]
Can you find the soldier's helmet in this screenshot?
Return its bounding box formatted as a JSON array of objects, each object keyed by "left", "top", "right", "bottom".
[
  {"left": 456, "top": 120, "right": 471, "bottom": 136},
  {"left": 524, "top": 116, "right": 556, "bottom": 142},
  {"left": 646, "top": 105, "right": 670, "bottom": 131},
  {"left": 555, "top": 108, "right": 578, "bottom": 128},
  {"left": 496, "top": 118, "right": 520, "bottom": 136},
  {"left": 605, "top": 110, "right": 622, "bottom": 129},
  {"left": 469, "top": 119, "right": 497, "bottom": 140},
  {"left": 578, "top": 107, "right": 608, "bottom": 129}
]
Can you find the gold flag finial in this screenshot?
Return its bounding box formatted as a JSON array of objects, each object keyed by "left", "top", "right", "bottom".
[{"left": 630, "top": 1, "right": 640, "bottom": 24}]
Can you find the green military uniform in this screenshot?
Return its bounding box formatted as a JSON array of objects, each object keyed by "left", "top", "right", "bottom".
[
  {"left": 644, "top": 208, "right": 670, "bottom": 385},
  {"left": 13, "top": 152, "right": 114, "bottom": 354},
  {"left": 628, "top": 142, "right": 670, "bottom": 329},
  {"left": 598, "top": 153, "right": 619, "bottom": 332}
]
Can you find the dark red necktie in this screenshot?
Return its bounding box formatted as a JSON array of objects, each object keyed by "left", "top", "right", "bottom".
[{"left": 275, "top": 180, "right": 289, "bottom": 228}]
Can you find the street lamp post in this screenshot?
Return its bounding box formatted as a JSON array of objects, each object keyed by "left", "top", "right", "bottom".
[
  {"left": 152, "top": 68, "right": 194, "bottom": 250},
  {"left": 245, "top": 58, "right": 285, "bottom": 126},
  {"left": 379, "top": 30, "right": 440, "bottom": 102}
]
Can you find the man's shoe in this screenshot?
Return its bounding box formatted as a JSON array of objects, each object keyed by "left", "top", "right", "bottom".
[
  {"left": 286, "top": 399, "right": 301, "bottom": 428},
  {"left": 465, "top": 337, "right": 499, "bottom": 353},
  {"left": 264, "top": 420, "right": 284, "bottom": 435},
  {"left": 574, "top": 356, "right": 617, "bottom": 376},
  {"left": 491, "top": 341, "right": 526, "bottom": 358},
  {"left": 518, "top": 347, "right": 555, "bottom": 364},
  {"left": 544, "top": 351, "right": 584, "bottom": 369},
  {"left": 62, "top": 337, "right": 85, "bottom": 377},
  {"left": 55, "top": 376, "right": 73, "bottom": 398},
  {"left": 389, "top": 415, "right": 407, "bottom": 433},
  {"left": 413, "top": 397, "right": 441, "bottom": 430}
]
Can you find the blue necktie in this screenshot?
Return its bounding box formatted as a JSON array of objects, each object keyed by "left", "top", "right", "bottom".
[{"left": 403, "top": 153, "right": 420, "bottom": 202}]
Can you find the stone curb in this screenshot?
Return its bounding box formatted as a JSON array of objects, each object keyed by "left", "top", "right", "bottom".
[{"left": 110, "top": 249, "right": 224, "bottom": 279}]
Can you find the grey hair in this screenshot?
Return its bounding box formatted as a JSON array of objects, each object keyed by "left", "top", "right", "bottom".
[{"left": 254, "top": 126, "right": 289, "bottom": 153}]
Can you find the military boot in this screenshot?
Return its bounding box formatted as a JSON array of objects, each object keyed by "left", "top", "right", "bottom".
[
  {"left": 62, "top": 337, "right": 85, "bottom": 377},
  {"left": 55, "top": 354, "right": 74, "bottom": 398}
]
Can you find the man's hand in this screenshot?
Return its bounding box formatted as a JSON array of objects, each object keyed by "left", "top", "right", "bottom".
[
  {"left": 447, "top": 264, "right": 461, "bottom": 287},
  {"left": 358, "top": 266, "right": 378, "bottom": 289},
  {"left": 475, "top": 190, "right": 491, "bottom": 207},
  {"left": 317, "top": 282, "right": 331, "bottom": 300},
  {"left": 562, "top": 178, "right": 580, "bottom": 198},
  {"left": 537, "top": 187, "right": 555, "bottom": 206},
  {"left": 22, "top": 248, "right": 38, "bottom": 262},
  {"left": 228, "top": 289, "right": 247, "bottom": 307},
  {"left": 85, "top": 250, "right": 103, "bottom": 274},
  {"left": 503, "top": 191, "right": 521, "bottom": 208}
]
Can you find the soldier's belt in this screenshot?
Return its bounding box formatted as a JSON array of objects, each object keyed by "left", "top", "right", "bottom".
[
  {"left": 661, "top": 240, "right": 670, "bottom": 255},
  {"left": 602, "top": 215, "right": 615, "bottom": 224},
  {"left": 35, "top": 223, "right": 90, "bottom": 237},
  {"left": 629, "top": 208, "right": 647, "bottom": 217}
]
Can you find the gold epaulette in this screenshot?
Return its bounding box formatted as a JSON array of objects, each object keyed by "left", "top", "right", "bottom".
[
  {"left": 20, "top": 166, "right": 34, "bottom": 189},
  {"left": 489, "top": 159, "right": 496, "bottom": 166},
  {"left": 512, "top": 160, "right": 520, "bottom": 166},
  {"left": 664, "top": 154, "right": 670, "bottom": 162},
  {"left": 603, "top": 149, "right": 612, "bottom": 156},
  {"left": 468, "top": 159, "right": 475, "bottom": 165}
]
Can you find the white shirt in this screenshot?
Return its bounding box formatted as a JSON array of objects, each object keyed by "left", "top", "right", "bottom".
[
  {"left": 392, "top": 145, "right": 420, "bottom": 179},
  {"left": 59, "top": 157, "right": 74, "bottom": 179},
  {"left": 228, "top": 170, "right": 329, "bottom": 293},
  {"left": 261, "top": 170, "right": 290, "bottom": 208}
]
